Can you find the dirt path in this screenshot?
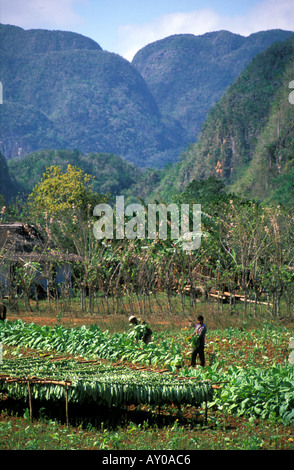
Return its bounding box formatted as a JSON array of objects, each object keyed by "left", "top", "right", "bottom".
[{"left": 6, "top": 312, "right": 189, "bottom": 331}]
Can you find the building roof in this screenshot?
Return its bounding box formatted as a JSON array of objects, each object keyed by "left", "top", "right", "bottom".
[
  {"left": 0, "top": 222, "right": 81, "bottom": 262},
  {"left": 0, "top": 222, "right": 43, "bottom": 253}
]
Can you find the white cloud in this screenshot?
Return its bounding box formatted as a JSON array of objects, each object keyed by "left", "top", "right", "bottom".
[
  {"left": 116, "top": 8, "right": 223, "bottom": 61},
  {"left": 221, "top": 0, "right": 294, "bottom": 36},
  {"left": 0, "top": 0, "right": 85, "bottom": 30},
  {"left": 115, "top": 0, "right": 294, "bottom": 61},
  {"left": 1, "top": 0, "right": 293, "bottom": 60}
]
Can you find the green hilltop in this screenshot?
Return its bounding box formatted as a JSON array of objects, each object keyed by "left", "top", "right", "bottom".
[
  {"left": 132, "top": 29, "right": 294, "bottom": 146},
  {"left": 1, "top": 24, "right": 293, "bottom": 170},
  {"left": 156, "top": 37, "right": 294, "bottom": 207},
  {"left": 0, "top": 25, "right": 293, "bottom": 206},
  {"left": 0, "top": 24, "right": 182, "bottom": 168}
]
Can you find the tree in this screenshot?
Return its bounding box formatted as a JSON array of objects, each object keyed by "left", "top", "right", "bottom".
[
  {"left": 176, "top": 177, "right": 226, "bottom": 206},
  {"left": 28, "top": 164, "right": 100, "bottom": 218},
  {"left": 25, "top": 163, "right": 112, "bottom": 312}
]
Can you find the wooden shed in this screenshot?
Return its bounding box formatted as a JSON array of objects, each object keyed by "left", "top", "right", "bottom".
[{"left": 0, "top": 222, "right": 80, "bottom": 300}]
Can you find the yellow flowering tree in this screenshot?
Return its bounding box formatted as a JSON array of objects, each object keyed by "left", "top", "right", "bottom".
[
  {"left": 27, "top": 164, "right": 112, "bottom": 312},
  {"left": 28, "top": 164, "right": 96, "bottom": 217}
]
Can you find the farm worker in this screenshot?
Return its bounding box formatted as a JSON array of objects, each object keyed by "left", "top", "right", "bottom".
[
  {"left": 128, "top": 315, "right": 152, "bottom": 345},
  {"left": 189, "top": 315, "right": 207, "bottom": 367},
  {"left": 0, "top": 302, "right": 6, "bottom": 321}
]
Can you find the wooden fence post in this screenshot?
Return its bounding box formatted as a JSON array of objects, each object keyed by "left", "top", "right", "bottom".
[
  {"left": 65, "top": 385, "right": 69, "bottom": 427},
  {"left": 27, "top": 380, "right": 33, "bottom": 422}
]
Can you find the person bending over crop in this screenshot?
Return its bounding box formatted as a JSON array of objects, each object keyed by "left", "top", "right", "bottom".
[
  {"left": 189, "top": 315, "right": 207, "bottom": 367},
  {"left": 0, "top": 302, "right": 6, "bottom": 321},
  {"left": 128, "top": 315, "right": 152, "bottom": 345}
]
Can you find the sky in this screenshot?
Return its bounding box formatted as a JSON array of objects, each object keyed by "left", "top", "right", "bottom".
[{"left": 1, "top": 0, "right": 294, "bottom": 61}]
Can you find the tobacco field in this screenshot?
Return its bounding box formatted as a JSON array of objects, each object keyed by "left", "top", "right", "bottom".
[{"left": 1, "top": 318, "right": 293, "bottom": 430}]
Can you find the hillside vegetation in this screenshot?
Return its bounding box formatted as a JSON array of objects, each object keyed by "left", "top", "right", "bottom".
[
  {"left": 132, "top": 29, "right": 294, "bottom": 146},
  {"left": 157, "top": 37, "right": 294, "bottom": 206},
  {"left": 1, "top": 25, "right": 293, "bottom": 169},
  {"left": 0, "top": 24, "right": 182, "bottom": 168}
]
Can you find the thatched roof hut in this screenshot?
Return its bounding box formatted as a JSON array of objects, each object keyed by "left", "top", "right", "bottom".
[
  {"left": 0, "top": 222, "right": 82, "bottom": 300},
  {"left": 0, "top": 222, "right": 43, "bottom": 256},
  {"left": 0, "top": 222, "right": 81, "bottom": 262}
]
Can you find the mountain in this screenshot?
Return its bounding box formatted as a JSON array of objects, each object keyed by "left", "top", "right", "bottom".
[
  {"left": 6, "top": 148, "right": 162, "bottom": 203},
  {"left": 6, "top": 148, "right": 139, "bottom": 197},
  {"left": 1, "top": 24, "right": 293, "bottom": 170},
  {"left": 132, "top": 29, "right": 294, "bottom": 146},
  {"left": 0, "top": 24, "right": 102, "bottom": 54},
  {"left": 0, "top": 24, "right": 183, "bottom": 168},
  {"left": 0, "top": 152, "right": 16, "bottom": 201},
  {"left": 156, "top": 37, "right": 294, "bottom": 206}
]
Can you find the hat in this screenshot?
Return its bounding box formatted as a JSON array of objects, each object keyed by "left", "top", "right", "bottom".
[{"left": 129, "top": 315, "right": 137, "bottom": 322}]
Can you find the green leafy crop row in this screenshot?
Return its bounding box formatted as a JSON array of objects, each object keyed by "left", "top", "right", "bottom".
[
  {"left": 0, "top": 356, "right": 213, "bottom": 407},
  {"left": 208, "top": 363, "right": 294, "bottom": 424},
  {"left": 1, "top": 320, "right": 293, "bottom": 423},
  {"left": 0, "top": 320, "right": 184, "bottom": 367}
]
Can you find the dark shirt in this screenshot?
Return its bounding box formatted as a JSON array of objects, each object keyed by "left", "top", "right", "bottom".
[{"left": 193, "top": 323, "right": 207, "bottom": 347}]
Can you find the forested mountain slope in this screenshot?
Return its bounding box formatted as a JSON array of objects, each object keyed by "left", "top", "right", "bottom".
[
  {"left": 0, "top": 24, "right": 183, "bottom": 168},
  {"left": 0, "top": 152, "right": 16, "bottom": 201},
  {"left": 132, "top": 29, "right": 294, "bottom": 146},
  {"left": 1, "top": 25, "right": 293, "bottom": 170},
  {"left": 6, "top": 148, "right": 155, "bottom": 201}
]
